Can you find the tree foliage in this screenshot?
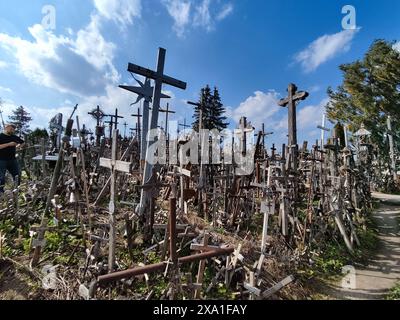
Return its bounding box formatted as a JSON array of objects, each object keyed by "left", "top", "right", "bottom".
[
  {"left": 192, "top": 85, "right": 229, "bottom": 131},
  {"left": 326, "top": 40, "right": 400, "bottom": 155},
  {"left": 8, "top": 105, "right": 32, "bottom": 137},
  {"left": 27, "top": 128, "right": 49, "bottom": 144}
]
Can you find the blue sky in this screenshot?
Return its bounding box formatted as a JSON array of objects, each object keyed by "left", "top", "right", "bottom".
[{"left": 0, "top": 0, "right": 399, "bottom": 146}]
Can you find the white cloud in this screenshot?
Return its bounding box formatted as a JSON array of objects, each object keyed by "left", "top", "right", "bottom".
[
  {"left": 230, "top": 90, "right": 330, "bottom": 147},
  {"left": 74, "top": 14, "right": 118, "bottom": 83},
  {"left": 216, "top": 3, "right": 233, "bottom": 21},
  {"left": 162, "top": 0, "right": 233, "bottom": 37},
  {"left": 0, "top": 60, "right": 8, "bottom": 69},
  {"left": 295, "top": 29, "right": 359, "bottom": 72},
  {"left": 93, "top": 0, "right": 141, "bottom": 28},
  {"left": 393, "top": 41, "right": 400, "bottom": 52},
  {"left": 194, "top": 0, "right": 212, "bottom": 31},
  {"left": 162, "top": 0, "right": 191, "bottom": 38},
  {"left": 0, "top": 86, "right": 12, "bottom": 93},
  {"left": 0, "top": 84, "right": 141, "bottom": 132},
  {"left": 0, "top": 15, "right": 118, "bottom": 97},
  {"left": 297, "top": 98, "right": 329, "bottom": 130},
  {"left": 230, "top": 91, "right": 280, "bottom": 128}
]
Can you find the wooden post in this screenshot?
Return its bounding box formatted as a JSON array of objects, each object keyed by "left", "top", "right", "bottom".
[
  {"left": 76, "top": 116, "right": 93, "bottom": 230},
  {"left": 387, "top": 116, "right": 397, "bottom": 181},
  {"left": 41, "top": 138, "right": 47, "bottom": 179},
  {"left": 99, "top": 129, "right": 131, "bottom": 273},
  {"left": 194, "top": 233, "right": 210, "bottom": 299},
  {"left": 44, "top": 143, "right": 64, "bottom": 214},
  {"left": 169, "top": 196, "right": 177, "bottom": 266}
]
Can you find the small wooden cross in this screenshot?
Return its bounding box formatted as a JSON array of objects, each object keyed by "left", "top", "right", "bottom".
[
  {"left": 99, "top": 129, "right": 131, "bottom": 273},
  {"left": 30, "top": 218, "right": 58, "bottom": 267}
]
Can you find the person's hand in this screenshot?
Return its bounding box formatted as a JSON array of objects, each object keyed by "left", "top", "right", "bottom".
[{"left": 8, "top": 142, "right": 18, "bottom": 147}]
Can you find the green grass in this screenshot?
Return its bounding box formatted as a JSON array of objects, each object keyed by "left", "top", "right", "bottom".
[{"left": 386, "top": 282, "right": 400, "bottom": 300}]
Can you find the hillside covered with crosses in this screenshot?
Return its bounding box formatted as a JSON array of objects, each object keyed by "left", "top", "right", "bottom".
[{"left": 0, "top": 1, "right": 399, "bottom": 302}]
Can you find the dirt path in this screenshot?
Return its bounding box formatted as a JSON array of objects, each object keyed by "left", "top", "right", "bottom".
[{"left": 323, "top": 192, "right": 400, "bottom": 300}]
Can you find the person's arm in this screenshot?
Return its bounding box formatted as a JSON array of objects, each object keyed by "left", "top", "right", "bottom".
[
  {"left": 0, "top": 142, "right": 17, "bottom": 150},
  {"left": 15, "top": 137, "right": 25, "bottom": 149}
]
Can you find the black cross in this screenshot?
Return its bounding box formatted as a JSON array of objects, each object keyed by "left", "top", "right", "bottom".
[{"left": 88, "top": 105, "right": 105, "bottom": 126}]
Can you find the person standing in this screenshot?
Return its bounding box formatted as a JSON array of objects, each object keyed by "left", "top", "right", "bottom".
[{"left": 0, "top": 124, "right": 25, "bottom": 193}]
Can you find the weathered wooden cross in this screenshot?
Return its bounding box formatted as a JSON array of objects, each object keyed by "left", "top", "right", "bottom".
[
  {"left": 178, "top": 118, "right": 191, "bottom": 135},
  {"left": 159, "top": 103, "right": 176, "bottom": 143},
  {"left": 235, "top": 117, "right": 254, "bottom": 155},
  {"left": 120, "top": 77, "right": 170, "bottom": 164},
  {"left": 278, "top": 83, "right": 309, "bottom": 148},
  {"left": 317, "top": 114, "right": 330, "bottom": 150},
  {"left": 88, "top": 106, "right": 106, "bottom": 147},
  {"left": 99, "top": 129, "right": 131, "bottom": 273},
  {"left": 131, "top": 108, "right": 143, "bottom": 160},
  {"left": 105, "top": 109, "right": 123, "bottom": 140},
  {"left": 126, "top": 48, "right": 186, "bottom": 217}
]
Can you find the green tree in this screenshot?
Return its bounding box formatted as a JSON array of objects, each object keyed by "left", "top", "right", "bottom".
[
  {"left": 27, "top": 128, "right": 49, "bottom": 144},
  {"left": 192, "top": 85, "right": 229, "bottom": 131},
  {"left": 210, "top": 87, "right": 228, "bottom": 131},
  {"left": 326, "top": 40, "right": 400, "bottom": 156},
  {"left": 8, "top": 105, "right": 32, "bottom": 137}
]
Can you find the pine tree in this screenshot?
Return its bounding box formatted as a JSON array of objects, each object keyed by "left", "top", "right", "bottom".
[
  {"left": 9, "top": 105, "right": 32, "bottom": 137},
  {"left": 192, "top": 85, "right": 229, "bottom": 131},
  {"left": 27, "top": 128, "right": 49, "bottom": 144},
  {"left": 326, "top": 40, "right": 400, "bottom": 156},
  {"left": 210, "top": 87, "right": 228, "bottom": 131}
]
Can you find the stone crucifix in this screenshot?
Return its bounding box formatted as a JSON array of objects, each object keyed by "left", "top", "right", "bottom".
[{"left": 100, "top": 129, "right": 131, "bottom": 273}]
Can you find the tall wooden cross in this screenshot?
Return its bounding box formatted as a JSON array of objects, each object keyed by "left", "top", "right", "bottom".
[
  {"left": 317, "top": 114, "right": 330, "bottom": 149},
  {"left": 100, "top": 129, "right": 131, "bottom": 273},
  {"left": 159, "top": 103, "right": 176, "bottom": 141},
  {"left": 255, "top": 123, "right": 273, "bottom": 158},
  {"left": 88, "top": 105, "right": 105, "bottom": 127},
  {"left": 89, "top": 106, "right": 105, "bottom": 146},
  {"left": 131, "top": 108, "right": 143, "bottom": 158},
  {"left": 126, "top": 48, "right": 186, "bottom": 216},
  {"left": 109, "top": 108, "right": 124, "bottom": 130},
  {"left": 235, "top": 117, "right": 254, "bottom": 155},
  {"left": 278, "top": 84, "right": 309, "bottom": 147},
  {"left": 178, "top": 118, "right": 191, "bottom": 134}
]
